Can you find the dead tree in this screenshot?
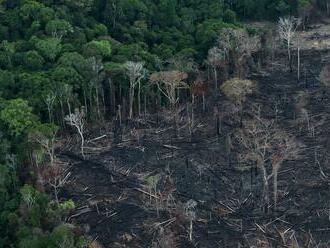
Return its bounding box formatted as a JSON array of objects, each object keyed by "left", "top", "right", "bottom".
[
  {"left": 293, "top": 91, "right": 311, "bottom": 132},
  {"left": 44, "top": 92, "right": 56, "bottom": 123},
  {"left": 221, "top": 78, "right": 257, "bottom": 126},
  {"left": 150, "top": 71, "right": 188, "bottom": 107},
  {"left": 278, "top": 16, "right": 301, "bottom": 72},
  {"left": 124, "top": 61, "right": 145, "bottom": 119},
  {"left": 65, "top": 108, "right": 86, "bottom": 158},
  {"left": 184, "top": 199, "right": 197, "bottom": 242},
  {"left": 44, "top": 166, "right": 71, "bottom": 204},
  {"left": 63, "top": 84, "right": 73, "bottom": 118},
  {"left": 296, "top": 34, "right": 301, "bottom": 81},
  {"left": 150, "top": 71, "right": 188, "bottom": 133},
  {"left": 87, "top": 57, "right": 105, "bottom": 120},
  {"left": 216, "top": 28, "right": 260, "bottom": 78},
  {"left": 207, "top": 47, "right": 226, "bottom": 89},
  {"left": 192, "top": 78, "right": 209, "bottom": 112},
  {"left": 232, "top": 30, "right": 260, "bottom": 77},
  {"left": 236, "top": 116, "right": 300, "bottom": 210},
  {"left": 29, "top": 124, "right": 58, "bottom": 167}
]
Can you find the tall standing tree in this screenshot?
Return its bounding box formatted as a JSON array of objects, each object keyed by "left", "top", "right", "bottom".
[
  {"left": 43, "top": 91, "right": 56, "bottom": 123},
  {"left": 149, "top": 70, "right": 188, "bottom": 107},
  {"left": 123, "top": 61, "right": 145, "bottom": 119},
  {"left": 150, "top": 70, "right": 188, "bottom": 133},
  {"left": 221, "top": 78, "right": 257, "bottom": 125},
  {"left": 217, "top": 28, "right": 260, "bottom": 78},
  {"left": 207, "top": 47, "right": 226, "bottom": 90},
  {"left": 65, "top": 108, "right": 86, "bottom": 158},
  {"left": 278, "top": 16, "right": 301, "bottom": 72},
  {"left": 236, "top": 115, "right": 300, "bottom": 210},
  {"left": 28, "top": 123, "right": 58, "bottom": 167}
]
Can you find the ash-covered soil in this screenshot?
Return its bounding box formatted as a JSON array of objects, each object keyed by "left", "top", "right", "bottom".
[{"left": 59, "top": 34, "right": 330, "bottom": 247}]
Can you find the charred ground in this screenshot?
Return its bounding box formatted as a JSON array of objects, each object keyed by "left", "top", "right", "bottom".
[{"left": 59, "top": 24, "right": 330, "bottom": 248}]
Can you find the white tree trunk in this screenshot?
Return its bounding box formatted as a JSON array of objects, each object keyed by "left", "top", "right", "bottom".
[
  {"left": 297, "top": 41, "right": 300, "bottom": 81},
  {"left": 129, "top": 87, "right": 134, "bottom": 119}
]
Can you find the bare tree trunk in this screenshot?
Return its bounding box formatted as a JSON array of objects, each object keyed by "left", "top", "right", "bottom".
[
  {"left": 66, "top": 99, "right": 72, "bottom": 118},
  {"left": 202, "top": 93, "right": 205, "bottom": 112},
  {"left": 129, "top": 87, "right": 134, "bottom": 119},
  {"left": 118, "top": 105, "right": 122, "bottom": 126},
  {"left": 83, "top": 89, "right": 88, "bottom": 117},
  {"left": 189, "top": 220, "right": 193, "bottom": 241},
  {"left": 95, "top": 87, "right": 101, "bottom": 119},
  {"left": 213, "top": 67, "right": 218, "bottom": 90},
  {"left": 48, "top": 148, "right": 55, "bottom": 167},
  {"left": 89, "top": 87, "right": 93, "bottom": 118},
  {"left": 288, "top": 43, "right": 292, "bottom": 72},
  {"left": 108, "top": 78, "right": 116, "bottom": 116},
  {"left": 172, "top": 104, "right": 179, "bottom": 137},
  {"left": 47, "top": 106, "right": 52, "bottom": 123},
  {"left": 144, "top": 91, "right": 147, "bottom": 117},
  {"left": 59, "top": 99, "right": 65, "bottom": 127},
  {"left": 297, "top": 39, "right": 300, "bottom": 81},
  {"left": 138, "top": 80, "right": 141, "bottom": 116},
  {"left": 273, "top": 169, "right": 278, "bottom": 210},
  {"left": 53, "top": 186, "right": 59, "bottom": 205},
  {"left": 260, "top": 164, "right": 269, "bottom": 209},
  {"left": 79, "top": 131, "right": 85, "bottom": 158}
]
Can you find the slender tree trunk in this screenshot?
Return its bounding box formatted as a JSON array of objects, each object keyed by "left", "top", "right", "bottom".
[
  {"left": 189, "top": 220, "right": 193, "bottom": 241},
  {"left": 288, "top": 42, "right": 292, "bottom": 72},
  {"left": 79, "top": 132, "right": 85, "bottom": 158},
  {"left": 66, "top": 99, "right": 72, "bottom": 117},
  {"left": 109, "top": 78, "right": 115, "bottom": 116},
  {"left": 260, "top": 164, "right": 269, "bottom": 210},
  {"left": 83, "top": 89, "right": 88, "bottom": 117},
  {"left": 129, "top": 87, "right": 134, "bottom": 119},
  {"left": 117, "top": 105, "right": 122, "bottom": 126},
  {"left": 173, "top": 104, "right": 178, "bottom": 137},
  {"left": 59, "top": 99, "right": 65, "bottom": 127},
  {"left": 138, "top": 81, "right": 141, "bottom": 116},
  {"left": 213, "top": 67, "right": 218, "bottom": 90},
  {"left": 273, "top": 169, "right": 278, "bottom": 210},
  {"left": 48, "top": 149, "right": 54, "bottom": 167},
  {"left": 95, "top": 87, "right": 101, "bottom": 119},
  {"left": 54, "top": 186, "right": 59, "bottom": 205},
  {"left": 108, "top": 78, "right": 112, "bottom": 115},
  {"left": 144, "top": 91, "right": 147, "bottom": 117},
  {"left": 297, "top": 39, "right": 300, "bottom": 81},
  {"left": 202, "top": 93, "right": 205, "bottom": 112},
  {"left": 89, "top": 87, "right": 93, "bottom": 118},
  {"left": 47, "top": 106, "right": 52, "bottom": 123}
]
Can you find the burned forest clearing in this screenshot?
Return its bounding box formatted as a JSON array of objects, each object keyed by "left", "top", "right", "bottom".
[{"left": 56, "top": 21, "right": 330, "bottom": 247}]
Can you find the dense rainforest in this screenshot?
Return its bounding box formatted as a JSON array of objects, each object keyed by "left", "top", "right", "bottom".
[{"left": 0, "top": 0, "right": 330, "bottom": 247}]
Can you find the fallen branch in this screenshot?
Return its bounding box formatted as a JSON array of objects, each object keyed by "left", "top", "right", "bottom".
[
  {"left": 255, "top": 222, "right": 266, "bottom": 233},
  {"left": 163, "top": 144, "right": 180, "bottom": 150},
  {"left": 134, "top": 187, "right": 160, "bottom": 199},
  {"left": 68, "top": 207, "right": 92, "bottom": 220},
  {"left": 86, "top": 135, "right": 107, "bottom": 143}
]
